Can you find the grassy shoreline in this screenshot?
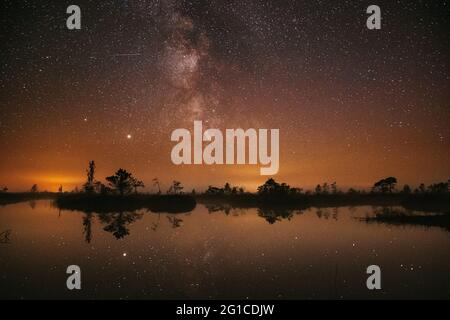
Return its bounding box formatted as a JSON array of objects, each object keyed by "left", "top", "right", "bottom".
[
  {"left": 0, "top": 192, "right": 450, "bottom": 216},
  {"left": 0, "top": 192, "right": 56, "bottom": 206},
  {"left": 1, "top": 191, "right": 449, "bottom": 231},
  {"left": 196, "top": 193, "right": 450, "bottom": 212},
  {"left": 1, "top": 192, "right": 449, "bottom": 214},
  {"left": 54, "top": 193, "right": 196, "bottom": 213}
]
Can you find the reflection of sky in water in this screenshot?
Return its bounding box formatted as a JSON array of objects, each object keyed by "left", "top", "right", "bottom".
[{"left": 0, "top": 201, "right": 449, "bottom": 299}]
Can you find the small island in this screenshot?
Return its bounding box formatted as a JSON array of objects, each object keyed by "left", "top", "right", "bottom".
[{"left": 1, "top": 161, "right": 449, "bottom": 230}]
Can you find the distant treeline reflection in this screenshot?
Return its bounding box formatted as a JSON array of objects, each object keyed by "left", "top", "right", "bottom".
[{"left": 0, "top": 160, "right": 449, "bottom": 238}]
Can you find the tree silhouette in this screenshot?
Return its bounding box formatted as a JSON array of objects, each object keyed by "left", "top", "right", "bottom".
[
  {"left": 224, "top": 183, "right": 232, "bottom": 194},
  {"left": 83, "top": 160, "right": 96, "bottom": 193},
  {"left": 168, "top": 180, "right": 183, "bottom": 194},
  {"left": 322, "top": 183, "right": 330, "bottom": 194},
  {"left": 152, "top": 178, "right": 161, "bottom": 194},
  {"left": 331, "top": 182, "right": 338, "bottom": 194},
  {"left": 348, "top": 188, "right": 358, "bottom": 194},
  {"left": 384, "top": 177, "right": 397, "bottom": 192},
  {"left": 373, "top": 177, "right": 397, "bottom": 193},
  {"left": 130, "top": 177, "right": 145, "bottom": 194},
  {"left": 416, "top": 183, "right": 426, "bottom": 193},
  {"left": 257, "top": 178, "right": 291, "bottom": 195},
  {"left": 315, "top": 184, "right": 322, "bottom": 194},
  {"left": 30, "top": 184, "right": 38, "bottom": 193},
  {"left": 206, "top": 185, "right": 222, "bottom": 194},
  {"left": 427, "top": 181, "right": 449, "bottom": 193},
  {"left": 105, "top": 169, "right": 134, "bottom": 196},
  {"left": 58, "top": 185, "right": 63, "bottom": 193},
  {"left": 402, "top": 184, "right": 411, "bottom": 194}
]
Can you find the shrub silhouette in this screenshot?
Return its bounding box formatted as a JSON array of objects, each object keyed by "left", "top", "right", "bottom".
[
  {"left": 130, "top": 177, "right": 145, "bottom": 194},
  {"left": 168, "top": 180, "right": 183, "bottom": 194},
  {"left": 257, "top": 178, "right": 292, "bottom": 196}
]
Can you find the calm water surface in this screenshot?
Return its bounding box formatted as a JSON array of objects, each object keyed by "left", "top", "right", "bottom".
[{"left": 0, "top": 200, "right": 449, "bottom": 299}]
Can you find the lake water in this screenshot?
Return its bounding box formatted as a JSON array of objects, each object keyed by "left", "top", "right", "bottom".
[{"left": 0, "top": 200, "right": 449, "bottom": 299}]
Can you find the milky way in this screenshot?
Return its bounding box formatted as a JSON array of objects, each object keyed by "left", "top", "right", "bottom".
[{"left": 0, "top": 0, "right": 449, "bottom": 191}]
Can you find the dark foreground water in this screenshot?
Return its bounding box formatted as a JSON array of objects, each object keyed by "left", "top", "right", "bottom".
[{"left": 0, "top": 200, "right": 449, "bottom": 299}]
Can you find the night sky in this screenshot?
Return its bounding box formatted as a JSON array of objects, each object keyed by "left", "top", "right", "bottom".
[{"left": 1, "top": 0, "right": 449, "bottom": 192}]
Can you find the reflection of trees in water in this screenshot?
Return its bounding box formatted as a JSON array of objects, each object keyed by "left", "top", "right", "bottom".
[
  {"left": 205, "top": 204, "right": 247, "bottom": 217},
  {"left": 257, "top": 207, "right": 301, "bottom": 224},
  {"left": 205, "top": 204, "right": 303, "bottom": 224},
  {"left": 28, "top": 200, "right": 36, "bottom": 209},
  {"left": 150, "top": 212, "right": 191, "bottom": 231},
  {"left": 82, "top": 212, "right": 94, "bottom": 243},
  {"left": 167, "top": 215, "right": 183, "bottom": 228},
  {"left": 315, "top": 207, "right": 339, "bottom": 220},
  {"left": 372, "top": 206, "right": 411, "bottom": 216},
  {"left": 79, "top": 209, "right": 187, "bottom": 240},
  {"left": 358, "top": 206, "right": 450, "bottom": 232},
  {"left": 151, "top": 212, "right": 161, "bottom": 231},
  {"left": 0, "top": 229, "right": 11, "bottom": 244},
  {"left": 205, "top": 204, "right": 233, "bottom": 215},
  {"left": 98, "top": 211, "right": 143, "bottom": 239}
]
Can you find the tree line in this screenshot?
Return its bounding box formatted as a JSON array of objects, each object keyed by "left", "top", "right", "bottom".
[
  {"left": 204, "top": 177, "right": 450, "bottom": 196},
  {"left": 78, "top": 161, "right": 186, "bottom": 196},
  {"left": 1, "top": 165, "right": 449, "bottom": 196}
]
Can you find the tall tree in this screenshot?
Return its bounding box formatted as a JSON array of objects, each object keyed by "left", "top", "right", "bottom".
[
  {"left": 83, "top": 160, "right": 96, "bottom": 193},
  {"left": 152, "top": 178, "right": 161, "bottom": 194},
  {"left": 224, "top": 182, "right": 232, "bottom": 194},
  {"left": 106, "top": 169, "right": 134, "bottom": 196},
  {"left": 373, "top": 177, "right": 397, "bottom": 193}
]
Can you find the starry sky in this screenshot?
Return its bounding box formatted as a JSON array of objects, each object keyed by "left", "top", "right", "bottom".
[{"left": 1, "top": 0, "right": 449, "bottom": 192}]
